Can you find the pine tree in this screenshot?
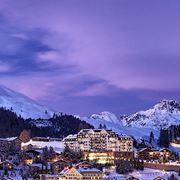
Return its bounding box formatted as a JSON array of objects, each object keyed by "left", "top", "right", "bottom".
[
  {"left": 159, "top": 129, "right": 169, "bottom": 147},
  {"left": 98, "top": 124, "right": 103, "bottom": 129},
  {"left": 103, "top": 124, "right": 107, "bottom": 129},
  {"left": 149, "top": 131, "right": 154, "bottom": 144}
]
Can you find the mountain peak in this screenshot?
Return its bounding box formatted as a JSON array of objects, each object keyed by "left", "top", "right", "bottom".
[
  {"left": 90, "top": 111, "right": 120, "bottom": 124},
  {"left": 121, "top": 99, "right": 180, "bottom": 130},
  {"left": 154, "top": 99, "right": 180, "bottom": 111}
]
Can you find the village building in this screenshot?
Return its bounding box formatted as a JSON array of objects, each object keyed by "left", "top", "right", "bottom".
[
  {"left": 49, "top": 159, "right": 70, "bottom": 174},
  {"left": 137, "top": 148, "right": 172, "bottom": 161},
  {"left": 0, "top": 137, "right": 22, "bottom": 153},
  {"left": 0, "top": 160, "right": 15, "bottom": 170},
  {"left": 40, "top": 167, "right": 104, "bottom": 180}
]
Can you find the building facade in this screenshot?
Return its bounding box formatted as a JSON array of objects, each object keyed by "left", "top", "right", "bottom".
[
  {"left": 40, "top": 167, "right": 103, "bottom": 180},
  {"left": 137, "top": 148, "right": 172, "bottom": 161},
  {"left": 63, "top": 129, "right": 134, "bottom": 163}
]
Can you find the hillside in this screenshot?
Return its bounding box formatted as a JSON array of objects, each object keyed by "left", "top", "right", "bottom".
[{"left": 0, "top": 107, "right": 93, "bottom": 138}]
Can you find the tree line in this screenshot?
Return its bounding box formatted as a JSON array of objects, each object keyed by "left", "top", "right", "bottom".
[{"left": 0, "top": 107, "right": 93, "bottom": 138}]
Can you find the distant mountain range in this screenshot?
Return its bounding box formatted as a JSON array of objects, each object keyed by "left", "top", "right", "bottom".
[
  {"left": 0, "top": 85, "right": 180, "bottom": 138},
  {"left": 121, "top": 99, "right": 180, "bottom": 130}
]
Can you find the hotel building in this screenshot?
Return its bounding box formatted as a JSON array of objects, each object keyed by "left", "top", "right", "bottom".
[{"left": 63, "top": 129, "right": 133, "bottom": 163}]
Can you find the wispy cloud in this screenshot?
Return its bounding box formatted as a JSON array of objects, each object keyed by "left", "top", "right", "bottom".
[{"left": 0, "top": 1, "right": 179, "bottom": 115}]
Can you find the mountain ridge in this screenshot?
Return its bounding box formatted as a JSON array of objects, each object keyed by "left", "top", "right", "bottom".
[
  {"left": 121, "top": 99, "right": 180, "bottom": 130},
  {"left": 0, "top": 85, "right": 54, "bottom": 119}
]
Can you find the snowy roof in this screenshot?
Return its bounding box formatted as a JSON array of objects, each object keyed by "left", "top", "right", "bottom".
[
  {"left": 72, "top": 161, "right": 90, "bottom": 167},
  {"left": 22, "top": 140, "right": 64, "bottom": 153},
  {"left": 159, "top": 148, "right": 171, "bottom": 152},
  {"left": 138, "top": 147, "right": 155, "bottom": 153},
  {"left": 119, "top": 134, "right": 131, "bottom": 138},
  {"left": 0, "top": 137, "right": 18, "bottom": 141},
  {"left": 64, "top": 134, "right": 77, "bottom": 139},
  {"left": 77, "top": 168, "right": 102, "bottom": 173},
  {"left": 28, "top": 163, "right": 44, "bottom": 168},
  {"left": 0, "top": 160, "right": 15, "bottom": 166}
]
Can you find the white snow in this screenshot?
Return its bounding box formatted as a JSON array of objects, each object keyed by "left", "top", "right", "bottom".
[
  {"left": 21, "top": 139, "right": 64, "bottom": 153},
  {"left": 169, "top": 143, "right": 180, "bottom": 156},
  {"left": 103, "top": 168, "right": 179, "bottom": 180},
  {"left": 0, "top": 85, "right": 55, "bottom": 119},
  {"left": 78, "top": 111, "right": 159, "bottom": 139},
  {"left": 121, "top": 99, "right": 180, "bottom": 130},
  {"left": 0, "top": 137, "right": 17, "bottom": 141}
]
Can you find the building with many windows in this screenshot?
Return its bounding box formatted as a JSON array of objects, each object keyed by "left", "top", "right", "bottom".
[{"left": 63, "top": 129, "right": 134, "bottom": 163}]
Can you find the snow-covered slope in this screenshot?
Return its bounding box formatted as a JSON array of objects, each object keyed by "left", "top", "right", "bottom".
[
  {"left": 90, "top": 111, "right": 121, "bottom": 124},
  {"left": 121, "top": 99, "right": 180, "bottom": 130},
  {"left": 76, "top": 111, "right": 121, "bottom": 128},
  {"left": 0, "top": 85, "right": 54, "bottom": 119},
  {"left": 76, "top": 111, "right": 159, "bottom": 139}
]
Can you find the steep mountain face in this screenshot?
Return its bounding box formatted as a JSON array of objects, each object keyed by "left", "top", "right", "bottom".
[
  {"left": 76, "top": 111, "right": 121, "bottom": 128},
  {"left": 90, "top": 111, "right": 121, "bottom": 124},
  {"left": 121, "top": 100, "right": 180, "bottom": 130},
  {"left": 0, "top": 85, "right": 54, "bottom": 119}
]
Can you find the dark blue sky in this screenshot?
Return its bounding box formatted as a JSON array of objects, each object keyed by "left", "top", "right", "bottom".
[{"left": 0, "top": 0, "right": 180, "bottom": 116}]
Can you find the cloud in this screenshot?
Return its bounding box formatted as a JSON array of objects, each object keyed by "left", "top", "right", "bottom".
[
  {"left": 0, "top": 1, "right": 179, "bottom": 115},
  {"left": 0, "top": 61, "right": 12, "bottom": 72}
]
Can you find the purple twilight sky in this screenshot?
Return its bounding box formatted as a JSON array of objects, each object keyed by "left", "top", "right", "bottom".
[{"left": 0, "top": 0, "right": 180, "bottom": 116}]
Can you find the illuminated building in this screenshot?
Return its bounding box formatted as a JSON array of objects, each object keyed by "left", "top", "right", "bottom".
[
  {"left": 40, "top": 167, "right": 103, "bottom": 180},
  {"left": 63, "top": 129, "right": 134, "bottom": 163},
  {"left": 137, "top": 148, "right": 172, "bottom": 161}
]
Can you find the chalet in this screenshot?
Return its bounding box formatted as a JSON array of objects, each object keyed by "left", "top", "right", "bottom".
[
  {"left": 159, "top": 148, "right": 172, "bottom": 159},
  {"left": 137, "top": 148, "right": 158, "bottom": 160},
  {"left": 137, "top": 148, "right": 172, "bottom": 161},
  {"left": 77, "top": 168, "right": 104, "bottom": 180},
  {"left": 40, "top": 167, "right": 104, "bottom": 180},
  {"left": 60, "top": 167, "right": 83, "bottom": 180},
  {"left": 22, "top": 154, "right": 34, "bottom": 165}
]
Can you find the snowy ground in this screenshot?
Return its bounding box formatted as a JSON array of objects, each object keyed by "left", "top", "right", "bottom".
[
  {"left": 21, "top": 139, "right": 64, "bottom": 153},
  {"left": 170, "top": 143, "right": 180, "bottom": 156},
  {"left": 103, "top": 168, "right": 179, "bottom": 180}
]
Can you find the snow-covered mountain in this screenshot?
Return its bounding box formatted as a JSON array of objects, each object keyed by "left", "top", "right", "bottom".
[
  {"left": 76, "top": 111, "right": 158, "bottom": 139},
  {"left": 0, "top": 85, "right": 54, "bottom": 119},
  {"left": 121, "top": 99, "right": 180, "bottom": 130},
  {"left": 76, "top": 111, "right": 121, "bottom": 128}
]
